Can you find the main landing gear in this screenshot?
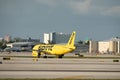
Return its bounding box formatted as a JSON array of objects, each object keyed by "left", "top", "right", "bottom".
[
  {"left": 37, "top": 52, "right": 47, "bottom": 58},
  {"left": 58, "top": 54, "right": 64, "bottom": 58},
  {"left": 37, "top": 52, "right": 64, "bottom": 59},
  {"left": 43, "top": 53, "right": 47, "bottom": 58}
]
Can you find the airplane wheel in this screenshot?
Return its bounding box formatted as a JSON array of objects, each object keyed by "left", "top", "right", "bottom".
[
  {"left": 38, "top": 53, "right": 41, "bottom": 58},
  {"left": 43, "top": 56, "right": 47, "bottom": 58},
  {"left": 58, "top": 54, "right": 64, "bottom": 58},
  {"left": 58, "top": 56, "right": 62, "bottom": 58}
]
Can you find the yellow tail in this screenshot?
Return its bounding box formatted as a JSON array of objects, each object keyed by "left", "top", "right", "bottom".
[{"left": 67, "top": 31, "right": 76, "bottom": 47}]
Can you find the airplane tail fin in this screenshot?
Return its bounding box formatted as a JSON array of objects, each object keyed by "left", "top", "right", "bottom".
[{"left": 67, "top": 31, "right": 76, "bottom": 47}]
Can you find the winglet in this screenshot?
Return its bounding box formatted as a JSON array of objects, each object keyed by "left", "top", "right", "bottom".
[{"left": 67, "top": 31, "right": 76, "bottom": 47}]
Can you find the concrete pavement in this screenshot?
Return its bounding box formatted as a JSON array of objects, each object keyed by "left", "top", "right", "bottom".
[{"left": 0, "top": 57, "right": 120, "bottom": 79}]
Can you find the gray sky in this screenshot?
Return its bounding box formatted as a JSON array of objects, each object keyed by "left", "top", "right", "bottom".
[{"left": 0, "top": 0, "right": 120, "bottom": 41}]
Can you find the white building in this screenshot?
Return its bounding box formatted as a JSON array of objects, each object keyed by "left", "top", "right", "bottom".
[
  {"left": 98, "top": 40, "right": 119, "bottom": 54},
  {"left": 98, "top": 41, "right": 110, "bottom": 54},
  {"left": 44, "top": 33, "right": 49, "bottom": 44},
  {"left": 89, "top": 37, "right": 120, "bottom": 54}
]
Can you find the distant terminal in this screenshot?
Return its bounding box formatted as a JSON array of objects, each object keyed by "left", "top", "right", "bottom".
[
  {"left": 5, "top": 42, "right": 35, "bottom": 52},
  {"left": 89, "top": 37, "right": 120, "bottom": 54}
]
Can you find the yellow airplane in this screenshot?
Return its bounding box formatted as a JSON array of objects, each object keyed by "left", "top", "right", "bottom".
[{"left": 32, "top": 31, "right": 76, "bottom": 58}]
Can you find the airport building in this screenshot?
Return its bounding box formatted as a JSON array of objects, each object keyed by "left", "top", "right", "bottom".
[
  {"left": 74, "top": 43, "right": 89, "bottom": 54},
  {"left": 89, "top": 41, "right": 98, "bottom": 53},
  {"left": 89, "top": 37, "right": 120, "bottom": 54},
  {"left": 44, "top": 32, "right": 70, "bottom": 44},
  {"left": 5, "top": 42, "right": 35, "bottom": 52},
  {"left": 44, "top": 33, "right": 50, "bottom": 44}
]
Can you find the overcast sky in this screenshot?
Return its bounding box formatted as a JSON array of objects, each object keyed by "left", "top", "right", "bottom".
[{"left": 0, "top": 0, "right": 120, "bottom": 41}]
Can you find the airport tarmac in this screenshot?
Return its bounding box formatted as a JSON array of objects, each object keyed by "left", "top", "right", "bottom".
[{"left": 0, "top": 52, "right": 120, "bottom": 79}]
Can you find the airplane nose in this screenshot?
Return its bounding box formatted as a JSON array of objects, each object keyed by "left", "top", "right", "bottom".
[{"left": 32, "top": 51, "right": 38, "bottom": 57}]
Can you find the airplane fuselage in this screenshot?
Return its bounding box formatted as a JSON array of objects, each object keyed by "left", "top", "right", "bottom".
[{"left": 32, "top": 44, "right": 75, "bottom": 56}]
